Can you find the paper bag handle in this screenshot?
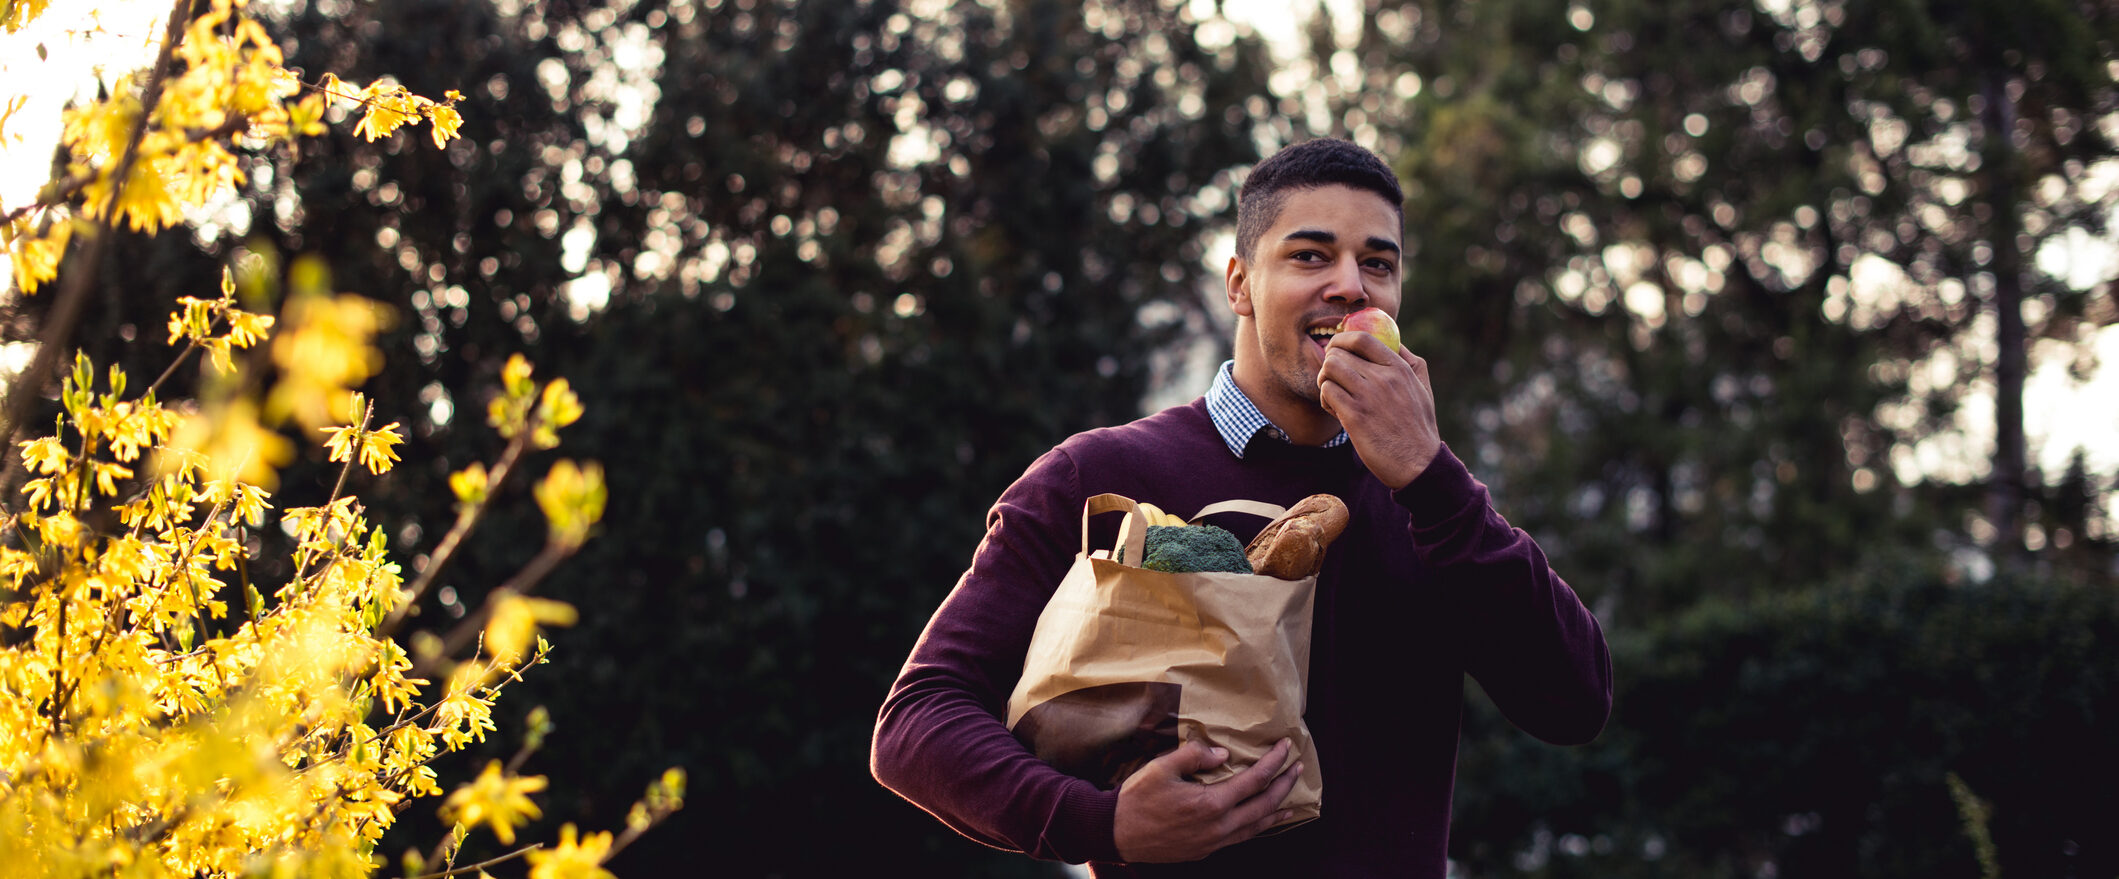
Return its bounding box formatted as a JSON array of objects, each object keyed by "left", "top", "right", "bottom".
[
  {"left": 1080, "top": 495, "right": 1292, "bottom": 564},
  {"left": 1185, "top": 499, "right": 1288, "bottom": 523},
  {"left": 1081, "top": 494, "right": 1151, "bottom": 565}
]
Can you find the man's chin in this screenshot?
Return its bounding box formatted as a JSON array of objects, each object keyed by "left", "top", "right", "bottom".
[{"left": 1276, "top": 370, "right": 1325, "bottom": 408}]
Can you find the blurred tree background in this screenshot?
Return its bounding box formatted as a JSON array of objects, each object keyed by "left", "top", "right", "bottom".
[
  {"left": 1314, "top": 0, "right": 2119, "bottom": 875},
  {"left": 9, "top": 0, "right": 2116, "bottom": 876}
]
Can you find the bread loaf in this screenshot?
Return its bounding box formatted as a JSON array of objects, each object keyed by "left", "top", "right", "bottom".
[{"left": 1244, "top": 494, "right": 1349, "bottom": 579}]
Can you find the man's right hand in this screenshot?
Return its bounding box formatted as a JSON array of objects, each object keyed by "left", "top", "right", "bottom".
[{"left": 1112, "top": 738, "right": 1304, "bottom": 863}]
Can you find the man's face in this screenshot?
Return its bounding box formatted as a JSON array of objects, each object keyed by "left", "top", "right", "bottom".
[{"left": 1226, "top": 183, "right": 1403, "bottom": 414}]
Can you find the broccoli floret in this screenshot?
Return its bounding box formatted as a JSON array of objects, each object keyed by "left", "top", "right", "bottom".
[{"left": 1136, "top": 524, "right": 1253, "bottom": 574}]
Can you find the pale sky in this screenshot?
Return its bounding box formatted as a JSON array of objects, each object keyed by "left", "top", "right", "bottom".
[{"left": 0, "top": 1, "right": 168, "bottom": 209}]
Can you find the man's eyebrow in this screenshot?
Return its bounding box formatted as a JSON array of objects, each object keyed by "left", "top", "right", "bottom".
[{"left": 1282, "top": 228, "right": 1402, "bottom": 256}]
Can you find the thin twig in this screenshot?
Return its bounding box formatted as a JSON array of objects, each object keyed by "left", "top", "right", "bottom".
[
  {"left": 300, "top": 78, "right": 454, "bottom": 116},
  {"left": 0, "top": 173, "right": 90, "bottom": 225},
  {"left": 48, "top": 585, "right": 66, "bottom": 742},
  {"left": 144, "top": 337, "right": 206, "bottom": 401},
  {"left": 411, "top": 542, "right": 570, "bottom": 682},
  {"left": 418, "top": 831, "right": 460, "bottom": 878},
  {"left": 602, "top": 810, "right": 671, "bottom": 864},
  {"left": 0, "top": 76, "right": 443, "bottom": 225},
  {"left": 4, "top": 113, "right": 250, "bottom": 226},
  {"left": 377, "top": 425, "right": 535, "bottom": 641},
  {"left": 477, "top": 545, "right": 569, "bottom": 617},
  {"left": 325, "top": 641, "right": 549, "bottom": 789},
  {"left": 324, "top": 400, "right": 371, "bottom": 510},
  {"left": 502, "top": 728, "right": 541, "bottom": 776},
  {"left": 409, "top": 842, "right": 544, "bottom": 879},
  {"left": 293, "top": 400, "right": 371, "bottom": 584}
]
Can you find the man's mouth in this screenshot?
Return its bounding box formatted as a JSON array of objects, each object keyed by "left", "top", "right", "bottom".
[{"left": 1306, "top": 320, "right": 1351, "bottom": 346}]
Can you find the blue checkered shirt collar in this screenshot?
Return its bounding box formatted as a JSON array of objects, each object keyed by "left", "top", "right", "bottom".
[{"left": 1204, "top": 360, "right": 1350, "bottom": 459}]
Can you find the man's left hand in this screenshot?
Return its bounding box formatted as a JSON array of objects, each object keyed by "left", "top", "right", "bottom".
[{"left": 1318, "top": 331, "right": 1440, "bottom": 491}]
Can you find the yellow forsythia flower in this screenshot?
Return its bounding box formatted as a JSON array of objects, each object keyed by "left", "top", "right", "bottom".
[
  {"left": 164, "top": 401, "right": 296, "bottom": 489},
  {"left": 501, "top": 352, "right": 535, "bottom": 395},
  {"left": 359, "top": 422, "right": 405, "bottom": 473},
  {"left": 429, "top": 104, "right": 463, "bottom": 149},
  {"left": 526, "top": 824, "right": 617, "bottom": 879},
  {"left": 2, "top": 0, "right": 54, "bottom": 34},
  {"left": 485, "top": 592, "right": 578, "bottom": 666},
  {"left": 321, "top": 420, "right": 404, "bottom": 475},
  {"left": 439, "top": 760, "right": 547, "bottom": 846},
  {"left": 530, "top": 378, "right": 583, "bottom": 449},
  {"left": 354, "top": 84, "right": 419, "bottom": 141},
  {"left": 19, "top": 436, "right": 69, "bottom": 474},
  {"left": 534, "top": 460, "right": 606, "bottom": 551},
  {"left": 431, "top": 662, "right": 498, "bottom": 748},
  {"left": 226, "top": 309, "right": 275, "bottom": 347},
  {"left": 4, "top": 214, "right": 70, "bottom": 294},
  {"left": 450, "top": 462, "right": 490, "bottom": 506},
  {"left": 268, "top": 287, "right": 391, "bottom": 429}
]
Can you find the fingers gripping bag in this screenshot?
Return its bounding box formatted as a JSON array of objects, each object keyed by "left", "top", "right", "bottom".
[{"left": 1005, "top": 493, "right": 1330, "bottom": 828}]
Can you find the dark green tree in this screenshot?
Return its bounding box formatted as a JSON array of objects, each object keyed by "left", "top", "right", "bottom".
[
  {"left": 1307, "top": 0, "right": 2118, "bottom": 874},
  {"left": 8, "top": 0, "right": 1283, "bottom": 872},
  {"left": 1320, "top": 0, "right": 2116, "bottom": 621},
  {"left": 1430, "top": 558, "right": 2119, "bottom": 879},
  {"left": 1621, "top": 561, "right": 2117, "bottom": 879},
  {"left": 232, "top": 0, "right": 1281, "bottom": 873}
]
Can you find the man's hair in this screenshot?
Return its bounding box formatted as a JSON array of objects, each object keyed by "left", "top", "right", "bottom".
[{"left": 1235, "top": 138, "right": 1404, "bottom": 261}]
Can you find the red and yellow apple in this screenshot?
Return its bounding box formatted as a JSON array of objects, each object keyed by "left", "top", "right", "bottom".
[{"left": 1340, "top": 307, "right": 1400, "bottom": 352}]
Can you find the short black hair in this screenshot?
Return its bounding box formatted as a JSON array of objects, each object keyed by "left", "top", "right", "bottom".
[{"left": 1235, "top": 138, "right": 1404, "bottom": 261}]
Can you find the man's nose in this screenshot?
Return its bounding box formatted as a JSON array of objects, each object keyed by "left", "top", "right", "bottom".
[{"left": 1323, "top": 257, "right": 1366, "bottom": 304}]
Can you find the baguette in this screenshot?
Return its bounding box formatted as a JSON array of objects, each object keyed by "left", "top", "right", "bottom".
[{"left": 1244, "top": 494, "right": 1350, "bottom": 579}]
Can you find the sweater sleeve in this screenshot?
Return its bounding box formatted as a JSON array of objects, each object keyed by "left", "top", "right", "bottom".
[
  {"left": 871, "top": 447, "right": 1125, "bottom": 864},
  {"left": 1393, "top": 444, "right": 1613, "bottom": 745}
]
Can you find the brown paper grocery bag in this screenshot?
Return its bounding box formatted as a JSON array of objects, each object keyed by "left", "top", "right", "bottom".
[{"left": 1006, "top": 493, "right": 1322, "bottom": 827}]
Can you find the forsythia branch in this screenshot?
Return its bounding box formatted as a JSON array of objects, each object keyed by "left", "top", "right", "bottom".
[
  {"left": 417, "top": 543, "right": 569, "bottom": 682},
  {"left": 0, "top": 295, "right": 632, "bottom": 876},
  {"left": 298, "top": 399, "right": 373, "bottom": 583},
  {"left": 405, "top": 843, "right": 545, "bottom": 879},
  {"left": 0, "top": 4, "right": 675, "bottom": 875},
  {"left": 377, "top": 419, "right": 534, "bottom": 640}
]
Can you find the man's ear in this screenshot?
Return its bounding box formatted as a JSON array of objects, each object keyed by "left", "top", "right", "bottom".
[{"left": 1225, "top": 255, "right": 1253, "bottom": 318}]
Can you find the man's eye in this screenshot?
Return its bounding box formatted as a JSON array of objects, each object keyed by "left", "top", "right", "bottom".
[{"left": 1365, "top": 259, "right": 1396, "bottom": 272}]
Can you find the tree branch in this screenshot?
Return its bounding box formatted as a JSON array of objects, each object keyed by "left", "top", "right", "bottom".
[
  {"left": 408, "top": 838, "right": 543, "bottom": 878},
  {"left": 377, "top": 423, "right": 536, "bottom": 641},
  {"left": 410, "top": 540, "right": 572, "bottom": 683}
]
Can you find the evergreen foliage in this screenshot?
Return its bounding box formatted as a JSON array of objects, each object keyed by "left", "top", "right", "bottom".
[
  {"left": 1455, "top": 561, "right": 2119, "bottom": 878},
  {"left": 1321, "top": 1, "right": 2119, "bottom": 872},
  {"left": 1326, "top": 0, "right": 2118, "bottom": 621}
]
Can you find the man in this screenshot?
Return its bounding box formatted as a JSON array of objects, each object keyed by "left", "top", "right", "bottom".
[{"left": 872, "top": 137, "right": 1611, "bottom": 875}]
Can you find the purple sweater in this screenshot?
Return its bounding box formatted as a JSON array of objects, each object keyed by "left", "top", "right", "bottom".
[{"left": 872, "top": 399, "right": 1611, "bottom": 876}]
